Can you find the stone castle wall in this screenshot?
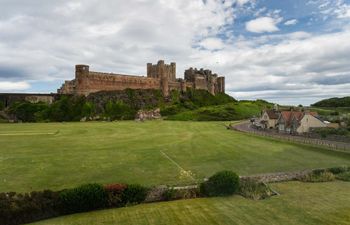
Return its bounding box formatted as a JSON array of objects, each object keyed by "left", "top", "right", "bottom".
[
  {"left": 58, "top": 60, "right": 225, "bottom": 97},
  {"left": 69, "top": 65, "right": 161, "bottom": 96}
]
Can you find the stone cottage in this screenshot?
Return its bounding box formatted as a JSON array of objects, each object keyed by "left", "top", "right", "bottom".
[
  {"left": 260, "top": 110, "right": 280, "bottom": 129},
  {"left": 277, "top": 111, "right": 326, "bottom": 134}
]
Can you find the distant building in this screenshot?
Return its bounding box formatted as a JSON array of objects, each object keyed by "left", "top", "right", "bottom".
[
  {"left": 277, "top": 111, "right": 327, "bottom": 134},
  {"left": 277, "top": 111, "right": 304, "bottom": 134},
  {"left": 296, "top": 112, "right": 328, "bottom": 133},
  {"left": 58, "top": 60, "right": 225, "bottom": 97},
  {"left": 260, "top": 110, "right": 280, "bottom": 129},
  {"left": 258, "top": 109, "right": 333, "bottom": 134}
]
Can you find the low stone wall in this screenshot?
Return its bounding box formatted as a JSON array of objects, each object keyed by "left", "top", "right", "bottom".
[
  {"left": 144, "top": 185, "right": 199, "bottom": 203},
  {"left": 240, "top": 170, "right": 313, "bottom": 183},
  {"left": 144, "top": 169, "right": 328, "bottom": 202}
]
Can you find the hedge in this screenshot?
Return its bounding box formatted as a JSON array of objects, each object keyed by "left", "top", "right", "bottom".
[
  {"left": 200, "top": 170, "right": 240, "bottom": 197},
  {"left": 0, "top": 182, "right": 148, "bottom": 225},
  {"left": 58, "top": 183, "right": 108, "bottom": 214}
]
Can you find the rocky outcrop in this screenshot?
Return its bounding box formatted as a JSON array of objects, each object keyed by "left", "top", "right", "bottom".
[{"left": 135, "top": 108, "right": 161, "bottom": 121}]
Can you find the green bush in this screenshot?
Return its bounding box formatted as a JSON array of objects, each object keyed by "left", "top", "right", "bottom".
[
  {"left": 312, "top": 127, "right": 348, "bottom": 138},
  {"left": 336, "top": 172, "right": 350, "bottom": 181},
  {"left": 300, "top": 171, "right": 335, "bottom": 182},
  {"left": 104, "top": 183, "right": 127, "bottom": 207},
  {"left": 121, "top": 184, "right": 148, "bottom": 204},
  {"left": 59, "top": 183, "right": 108, "bottom": 213},
  {"left": 160, "top": 104, "right": 186, "bottom": 116},
  {"left": 239, "top": 179, "right": 275, "bottom": 200},
  {"left": 0, "top": 190, "right": 60, "bottom": 225},
  {"left": 163, "top": 188, "right": 177, "bottom": 201},
  {"left": 0, "top": 101, "right": 4, "bottom": 110},
  {"left": 327, "top": 166, "right": 349, "bottom": 174},
  {"left": 9, "top": 102, "right": 49, "bottom": 122},
  {"left": 200, "top": 171, "right": 240, "bottom": 197},
  {"left": 175, "top": 188, "right": 200, "bottom": 199}
]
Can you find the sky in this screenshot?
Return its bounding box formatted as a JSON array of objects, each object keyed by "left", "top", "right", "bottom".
[{"left": 0, "top": 0, "right": 350, "bottom": 105}]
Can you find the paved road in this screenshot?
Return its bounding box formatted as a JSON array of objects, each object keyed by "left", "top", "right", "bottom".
[{"left": 231, "top": 121, "right": 350, "bottom": 152}]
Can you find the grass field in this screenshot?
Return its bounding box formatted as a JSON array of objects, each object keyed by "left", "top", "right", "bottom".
[
  {"left": 31, "top": 181, "right": 350, "bottom": 225},
  {"left": 1, "top": 121, "right": 350, "bottom": 193}
]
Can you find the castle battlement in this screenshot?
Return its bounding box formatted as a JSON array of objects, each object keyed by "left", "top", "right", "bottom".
[{"left": 58, "top": 60, "right": 225, "bottom": 97}]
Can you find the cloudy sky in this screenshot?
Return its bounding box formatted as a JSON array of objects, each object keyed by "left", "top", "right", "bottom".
[{"left": 0, "top": 0, "right": 350, "bottom": 105}]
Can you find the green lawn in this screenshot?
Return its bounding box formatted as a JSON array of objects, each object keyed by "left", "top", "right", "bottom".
[
  {"left": 1, "top": 121, "right": 350, "bottom": 193},
  {"left": 31, "top": 181, "right": 350, "bottom": 225}
]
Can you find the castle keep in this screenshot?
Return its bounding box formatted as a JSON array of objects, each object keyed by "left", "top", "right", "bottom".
[{"left": 58, "top": 60, "right": 225, "bottom": 97}]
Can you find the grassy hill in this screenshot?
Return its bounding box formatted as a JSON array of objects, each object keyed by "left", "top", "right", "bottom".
[
  {"left": 1, "top": 121, "right": 349, "bottom": 193},
  {"left": 312, "top": 96, "right": 350, "bottom": 108},
  {"left": 5, "top": 89, "right": 244, "bottom": 122},
  {"left": 165, "top": 100, "right": 270, "bottom": 121},
  {"left": 31, "top": 181, "right": 350, "bottom": 225}
]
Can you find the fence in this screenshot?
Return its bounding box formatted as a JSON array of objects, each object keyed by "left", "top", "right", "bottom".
[{"left": 231, "top": 122, "right": 350, "bottom": 153}]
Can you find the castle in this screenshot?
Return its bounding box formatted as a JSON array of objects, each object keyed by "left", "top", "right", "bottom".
[{"left": 57, "top": 60, "right": 225, "bottom": 97}]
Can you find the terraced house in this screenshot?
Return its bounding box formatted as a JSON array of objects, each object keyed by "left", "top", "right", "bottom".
[
  {"left": 260, "top": 110, "right": 280, "bottom": 129},
  {"left": 277, "top": 111, "right": 326, "bottom": 134}
]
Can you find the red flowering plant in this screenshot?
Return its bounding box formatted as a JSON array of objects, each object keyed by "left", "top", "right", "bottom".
[{"left": 104, "top": 183, "right": 127, "bottom": 207}]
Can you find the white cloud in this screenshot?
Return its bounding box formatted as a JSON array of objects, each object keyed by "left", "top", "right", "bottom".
[
  {"left": 236, "top": 0, "right": 250, "bottom": 6},
  {"left": 336, "top": 4, "right": 350, "bottom": 18},
  {"left": 284, "top": 19, "right": 298, "bottom": 26},
  {"left": 0, "top": 81, "right": 30, "bottom": 92},
  {"left": 0, "top": 0, "right": 236, "bottom": 80},
  {"left": 246, "top": 17, "right": 280, "bottom": 33},
  {"left": 0, "top": 0, "right": 350, "bottom": 105},
  {"left": 199, "top": 38, "right": 225, "bottom": 50}
]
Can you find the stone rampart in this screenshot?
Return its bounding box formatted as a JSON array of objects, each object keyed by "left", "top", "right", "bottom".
[{"left": 75, "top": 71, "right": 160, "bottom": 96}]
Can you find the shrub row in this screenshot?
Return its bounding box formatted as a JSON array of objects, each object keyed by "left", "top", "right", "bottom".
[
  {"left": 162, "top": 187, "right": 200, "bottom": 201},
  {"left": 0, "top": 190, "right": 60, "bottom": 225},
  {"left": 299, "top": 166, "right": 350, "bottom": 183},
  {"left": 0, "top": 183, "right": 148, "bottom": 225},
  {"left": 9, "top": 167, "right": 347, "bottom": 225},
  {"left": 238, "top": 179, "right": 276, "bottom": 200}
]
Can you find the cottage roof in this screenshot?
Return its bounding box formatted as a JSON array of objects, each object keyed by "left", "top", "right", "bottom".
[
  {"left": 278, "top": 111, "right": 318, "bottom": 128},
  {"left": 264, "top": 110, "right": 279, "bottom": 119}
]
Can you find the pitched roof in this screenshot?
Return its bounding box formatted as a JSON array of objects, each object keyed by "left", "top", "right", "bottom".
[
  {"left": 278, "top": 110, "right": 318, "bottom": 128},
  {"left": 265, "top": 110, "right": 279, "bottom": 119}
]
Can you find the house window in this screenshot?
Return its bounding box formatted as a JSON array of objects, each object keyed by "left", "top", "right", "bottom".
[{"left": 279, "top": 124, "right": 284, "bottom": 131}]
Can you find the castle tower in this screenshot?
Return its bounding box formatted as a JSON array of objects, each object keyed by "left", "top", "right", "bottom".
[
  {"left": 216, "top": 77, "right": 225, "bottom": 94},
  {"left": 209, "top": 76, "right": 216, "bottom": 95},
  {"left": 170, "top": 62, "right": 176, "bottom": 81},
  {"left": 75, "top": 64, "right": 90, "bottom": 95},
  {"left": 147, "top": 60, "right": 175, "bottom": 97},
  {"left": 158, "top": 60, "right": 169, "bottom": 97}
]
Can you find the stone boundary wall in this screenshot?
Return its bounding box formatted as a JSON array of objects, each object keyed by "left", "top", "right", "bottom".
[
  {"left": 144, "top": 169, "right": 327, "bottom": 202},
  {"left": 239, "top": 170, "right": 313, "bottom": 183},
  {"left": 77, "top": 71, "right": 161, "bottom": 95},
  {"left": 232, "top": 122, "right": 350, "bottom": 153}
]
